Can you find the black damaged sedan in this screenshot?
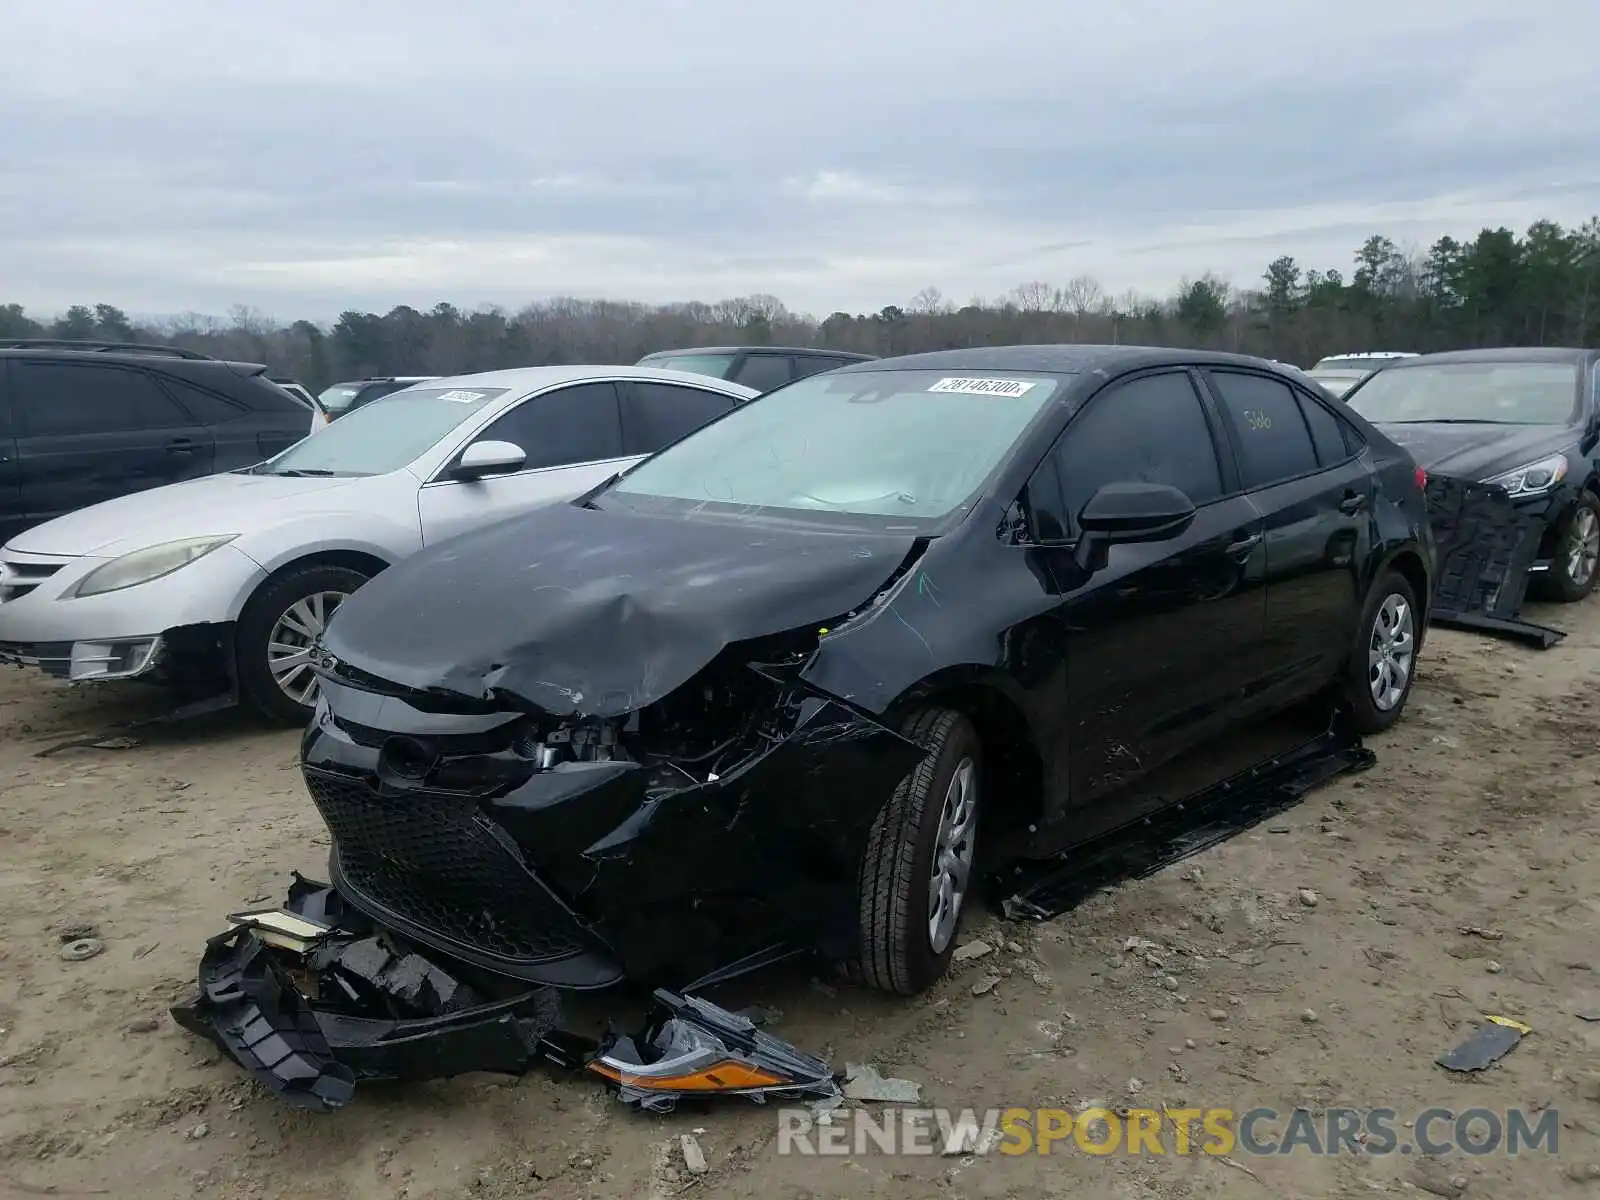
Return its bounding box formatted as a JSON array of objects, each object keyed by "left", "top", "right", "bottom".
[{"left": 303, "top": 347, "right": 1435, "bottom": 997}]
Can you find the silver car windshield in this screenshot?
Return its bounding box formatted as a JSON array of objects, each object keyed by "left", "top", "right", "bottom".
[
  {"left": 1345, "top": 362, "right": 1579, "bottom": 425},
  {"left": 249, "top": 386, "right": 509, "bottom": 476},
  {"left": 607, "top": 368, "right": 1060, "bottom": 522}
]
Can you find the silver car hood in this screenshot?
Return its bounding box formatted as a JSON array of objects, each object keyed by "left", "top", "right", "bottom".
[{"left": 6, "top": 472, "right": 376, "bottom": 557}]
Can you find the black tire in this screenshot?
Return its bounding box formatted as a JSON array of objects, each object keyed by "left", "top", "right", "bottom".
[
  {"left": 1533, "top": 491, "right": 1600, "bottom": 604},
  {"left": 235, "top": 563, "right": 371, "bottom": 725},
  {"left": 1343, "top": 570, "right": 1420, "bottom": 735},
  {"left": 851, "top": 707, "right": 983, "bottom": 995}
]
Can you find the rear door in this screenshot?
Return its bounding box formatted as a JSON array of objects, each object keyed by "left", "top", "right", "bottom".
[
  {"left": 156, "top": 373, "right": 305, "bottom": 466},
  {"left": 417, "top": 381, "right": 631, "bottom": 544},
  {"left": 618, "top": 380, "right": 741, "bottom": 455},
  {"left": 11, "top": 358, "right": 216, "bottom": 527},
  {"left": 0, "top": 366, "right": 20, "bottom": 545},
  {"left": 1202, "top": 368, "right": 1373, "bottom": 708}
]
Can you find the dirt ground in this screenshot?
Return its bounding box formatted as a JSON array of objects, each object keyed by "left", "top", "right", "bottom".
[{"left": 3, "top": 600, "right": 1600, "bottom": 1200}]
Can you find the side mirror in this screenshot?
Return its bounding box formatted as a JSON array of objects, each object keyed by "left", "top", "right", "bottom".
[
  {"left": 1074, "top": 481, "right": 1196, "bottom": 572},
  {"left": 452, "top": 440, "right": 526, "bottom": 480}
]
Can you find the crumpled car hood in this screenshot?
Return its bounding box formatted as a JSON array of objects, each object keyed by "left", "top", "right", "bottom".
[{"left": 320, "top": 500, "right": 921, "bottom": 716}]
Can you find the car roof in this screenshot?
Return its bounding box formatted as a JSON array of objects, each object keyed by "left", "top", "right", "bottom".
[
  {"left": 0, "top": 341, "right": 266, "bottom": 372},
  {"left": 1379, "top": 347, "right": 1597, "bottom": 368},
  {"left": 406, "top": 364, "right": 762, "bottom": 397},
  {"left": 642, "top": 346, "right": 878, "bottom": 360},
  {"left": 833, "top": 344, "right": 1296, "bottom": 377}
]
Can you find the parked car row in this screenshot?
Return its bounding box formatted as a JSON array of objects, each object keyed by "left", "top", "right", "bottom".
[{"left": 3, "top": 340, "right": 1596, "bottom": 1003}]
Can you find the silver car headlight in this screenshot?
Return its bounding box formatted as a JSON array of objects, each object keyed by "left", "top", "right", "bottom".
[
  {"left": 1482, "top": 454, "right": 1567, "bottom": 499},
  {"left": 70, "top": 535, "right": 239, "bottom": 599}
]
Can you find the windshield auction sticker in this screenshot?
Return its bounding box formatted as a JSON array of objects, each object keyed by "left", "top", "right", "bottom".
[
  {"left": 438, "top": 389, "right": 489, "bottom": 403},
  {"left": 927, "top": 377, "right": 1038, "bottom": 396}
]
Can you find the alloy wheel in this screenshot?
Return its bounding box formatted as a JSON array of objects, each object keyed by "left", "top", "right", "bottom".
[
  {"left": 927, "top": 756, "right": 978, "bottom": 954},
  {"left": 267, "top": 590, "right": 348, "bottom": 708},
  {"left": 1367, "top": 593, "right": 1415, "bottom": 713},
  {"left": 1567, "top": 504, "right": 1600, "bottom": 588}
]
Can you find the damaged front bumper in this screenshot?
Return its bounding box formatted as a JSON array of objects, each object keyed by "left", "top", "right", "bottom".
[
  {"left": 299, "top": 667, "right": 924, "bottom": 993},
  {"left": 170, "top": 876, "right": 842, "bottom": 1113}
]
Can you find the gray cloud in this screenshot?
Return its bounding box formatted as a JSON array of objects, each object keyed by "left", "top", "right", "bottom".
[{"left": 1, "top": 0, "right": 1596, "bottom": 319}]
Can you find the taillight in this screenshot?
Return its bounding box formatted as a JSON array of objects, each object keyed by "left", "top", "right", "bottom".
[{"left": 1414, "top": 466, "right": 1427, "bottom": 492}]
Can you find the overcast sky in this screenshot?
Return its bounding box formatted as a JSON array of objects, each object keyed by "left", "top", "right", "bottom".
[{"left": 2, "top": 0, "right": 1596, "bottom": 321}]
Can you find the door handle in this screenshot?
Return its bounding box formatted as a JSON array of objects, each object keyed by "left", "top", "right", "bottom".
[
  {"left": 1338, "top": 492, "right": 1368, "bottom": 515},
  {"left": 1225, "top": 532, "right": 1262, "bottom": 557},
  {"left": 166, "top": 438, "right": 195, "bottom": 454}
]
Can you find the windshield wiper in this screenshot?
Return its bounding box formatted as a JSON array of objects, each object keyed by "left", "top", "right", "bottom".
[{"left": 261, "top": 468, "right": 342, "bottom": 477}]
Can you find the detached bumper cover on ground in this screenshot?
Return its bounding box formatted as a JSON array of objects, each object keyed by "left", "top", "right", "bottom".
[
  {"left": 170, "top": 876, "right": 842, "bottom": 1113},
  {"left": 1424, "top": 475, "right": 1564, "bottom": 648}
]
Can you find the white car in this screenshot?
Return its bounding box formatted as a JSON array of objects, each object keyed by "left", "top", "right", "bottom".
[
  {"left": 1306, "top": 351, "right": 1418, "bottom": 397},
  {"left": 0, "top": 366, "right": 757, "bottom": 722}
]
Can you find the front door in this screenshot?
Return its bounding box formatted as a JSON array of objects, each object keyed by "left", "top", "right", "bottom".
[
  {"left": 1026, "top": 368, "right": 1268, "bottom": 832},
  {"left": 417, "top": 381, "right": 637, "bottom": 544}
]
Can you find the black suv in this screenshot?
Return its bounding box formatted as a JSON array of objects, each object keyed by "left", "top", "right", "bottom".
[
  {"left": 636, "top": 346, "right": 877, "bottom": 392},
  {"left": 0, "top": 340, "right": 315, "bottom": 547}
]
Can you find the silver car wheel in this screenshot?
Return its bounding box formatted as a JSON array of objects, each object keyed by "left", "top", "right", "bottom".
[
  {"left": 927, "top": 756, "right": 978, "bottom": 954},
  {"left": 1367, "top": 593, "right": 1415, "bottom": 713},
  {"left": 267, "top": 590, "right": 348, "bottom": 707},
  {"left": 1567, "top": 504, "right": 1600, "bottom": 588}
]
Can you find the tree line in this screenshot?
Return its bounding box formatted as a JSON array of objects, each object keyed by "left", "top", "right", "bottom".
[{"left": 3, "top": 216, "right": 1597, "bottom": 392}]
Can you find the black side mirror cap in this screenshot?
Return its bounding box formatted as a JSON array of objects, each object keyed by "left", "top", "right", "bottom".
[{"left": 1078, "top": 481, "right": 1197, "bottom": 539}]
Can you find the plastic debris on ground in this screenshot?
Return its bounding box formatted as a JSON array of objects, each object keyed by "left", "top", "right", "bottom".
[
  {"left": 840, "top": 1062, "right": 922, "bottom": 1103},
  {"left": 171, "top": 876, "right": 848, "bottom": 1115},
  {"left": 1425, "top": 475, "right": 1564, "bottom": 649},
  {"left": 1436, "top": 1014, "right": 1532, "bottom": 1072},
  {"left": 586, "top": 989, "right": 841, "bottom": 1113}
]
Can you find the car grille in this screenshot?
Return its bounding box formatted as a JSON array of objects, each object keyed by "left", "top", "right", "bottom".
[
  {"left": 0, "top": 556, "right": 66, "bottom": 603},
  {"left": 302, "top": 767, "right": 588, "bottom": 965}
]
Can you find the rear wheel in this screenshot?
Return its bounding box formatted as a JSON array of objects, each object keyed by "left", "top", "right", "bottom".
[
  {"left": 1343, "top": 571, "right": 1419, "bottom": 735},
  {"left": 851, "top": 708, "right": 983, "bottom": 995},
  {"left": 1536, "top": 491, "right": 1600, "bottom": 603},
  {"left": 235, "top": 563, "right": 371, "bottom": 724}
]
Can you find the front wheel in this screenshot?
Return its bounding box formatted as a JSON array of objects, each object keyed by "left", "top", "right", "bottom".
[
  {"left": 235, "top": 563, "right": 371, "bottom": 724},
  {"left": 1536, "top": 491, "right": 1600, "bottom": 603},
  {"left": 851, "top": 708, "right": 982, "bottom": 996},
  {"left": 1343, "top": 571, "right": 1420, "bottom": 735}
]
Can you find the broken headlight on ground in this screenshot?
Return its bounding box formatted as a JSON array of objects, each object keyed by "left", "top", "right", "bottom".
[{"left": 587, "top": 990, "right": 840, "bottom": 1113}]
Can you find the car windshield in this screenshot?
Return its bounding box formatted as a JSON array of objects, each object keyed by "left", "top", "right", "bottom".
[
  {"left": 248, "top": 386, "right": 509, "bottom": 476},
  {"left": 603, "top": 368, "right": 1061, "bottom": 529},
  {"left": 1307, "top": 370, "right": 1369, "bottom": 397},
  {"left": 643, "top": 353, "right": 737, "bottom": 378},
  {"left": 1345, "top": 362, "right": 1580, "bottom": 425},
  {"left": 317, "top": 382, "right": 370, "bottom": 415}
]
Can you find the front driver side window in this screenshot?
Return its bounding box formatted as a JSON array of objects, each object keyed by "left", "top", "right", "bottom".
[
  {"left": 1041, "top": 371, "right": 1225, "bottom": 534},
  {"left": 472, "top": 382, "right": 624, "bottom": 470}
]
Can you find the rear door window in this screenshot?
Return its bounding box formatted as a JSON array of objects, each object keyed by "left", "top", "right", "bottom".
[
  {"left": 621, "top": 382, "right": 738, "bottom": 454},
  {"left": 1206, "top": 370, "right": 1321, "bottom": 489},
  {"left": 1296, "top": 391, "right": 1352, "bottom": 468},
  {"left": 159, "top": 377, "right": 247, "bottom": 425},
  {"left": 731, "top": 354, "right": 794, "bottom": 392},
  {"left": 13, "top": 360, "right": 194, "bottom": 436}
]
